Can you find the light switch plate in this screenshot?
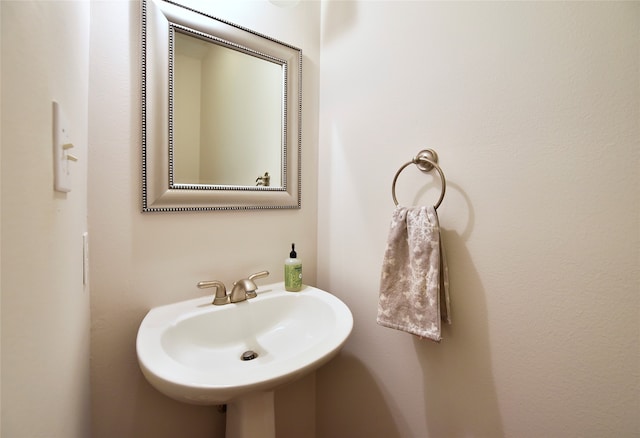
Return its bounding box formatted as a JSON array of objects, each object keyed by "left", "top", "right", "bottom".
[{"left": 52, "top": 101, "right": 74, "bottom": 192}]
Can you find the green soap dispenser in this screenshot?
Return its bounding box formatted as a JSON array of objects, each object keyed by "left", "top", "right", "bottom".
[{"left": 285, "top": 243, "right": 302, "bottom": 292}]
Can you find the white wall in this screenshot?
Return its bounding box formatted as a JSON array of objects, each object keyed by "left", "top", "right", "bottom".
[
  {"left": 317, "top": 2, "right": 639, "bottom": 437},
  {"left": 88, "top": 1, "right": 320, "bottom": 437},
  {"left": 1, "top": 1, "right": 91, "bottom": 436}
]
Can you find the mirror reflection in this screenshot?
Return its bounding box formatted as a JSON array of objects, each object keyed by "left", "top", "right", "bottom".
[{"left": 173, "top": 30, "right": 284, "bottom": 187}]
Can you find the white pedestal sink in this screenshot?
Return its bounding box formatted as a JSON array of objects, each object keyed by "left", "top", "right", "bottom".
[{"left": 136, "top": 283, "right": 353, "bottom": 438}]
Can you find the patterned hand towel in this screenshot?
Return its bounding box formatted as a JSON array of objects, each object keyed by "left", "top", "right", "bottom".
[{"left": 377, "top": 205, "right": 451, "bottom": 342}]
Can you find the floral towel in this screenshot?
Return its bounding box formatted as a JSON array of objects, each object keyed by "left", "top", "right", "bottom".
[{"left": 377, "top": 205, "right": 450, "bottom": 342}]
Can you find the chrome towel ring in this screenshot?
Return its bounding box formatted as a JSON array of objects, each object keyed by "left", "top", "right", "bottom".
[{"left": 391, "top": 149, "right": 446, "bottom": 209}]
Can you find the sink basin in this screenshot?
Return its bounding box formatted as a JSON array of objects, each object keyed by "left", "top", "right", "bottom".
[{"left": 136, "top": 282, "right": 353, "bottom": 405}]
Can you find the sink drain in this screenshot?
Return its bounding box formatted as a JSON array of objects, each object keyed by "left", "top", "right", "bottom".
[{"left": 241, "top": 350, "right": 258, "bottom": 361}]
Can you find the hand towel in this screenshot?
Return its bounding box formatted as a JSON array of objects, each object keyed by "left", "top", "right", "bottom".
[{"left": 377, "top": 205, "right": 451, "bottom": 342}]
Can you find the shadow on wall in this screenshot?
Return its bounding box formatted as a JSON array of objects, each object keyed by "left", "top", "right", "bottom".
[
  {"left": 316, "top": 180, "right": 504, "bottom": 437},
  {"left": 131, "top": 334, "right": 226, "bottom": 438},
  {"left": 321, "top": 0, "right": 357, "bottom": 47},
  {"left": 412, "top": 182, "right": 504, "bottom": 437},
  {"left": 415, "top": 227, "right": 505, "bottom": 437},
  {"left": 316, "top": 352, "right": 403, "bottom": 438}
]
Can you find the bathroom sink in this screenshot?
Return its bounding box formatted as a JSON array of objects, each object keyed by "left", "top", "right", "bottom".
[{"left": 136, "top": 282, "right": 353, "bottom": 405}]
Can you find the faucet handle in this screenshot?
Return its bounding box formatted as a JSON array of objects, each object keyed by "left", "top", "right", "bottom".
[
  {"left": 245, "top": 271, "right": 269, "bottom": 299},
  {"left": 197, "top": 280, "right": 228, "bottom": 305},
  {"left": 248, "top": 270, "right": 269, "bottom": 281}
]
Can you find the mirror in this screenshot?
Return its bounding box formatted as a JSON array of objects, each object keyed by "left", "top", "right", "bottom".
[
  {"left": 142, "top": 0, "right": 302, "bottom": 212},
  {"left": 173, "top": 31, "right": 284, "bottom": 187}
]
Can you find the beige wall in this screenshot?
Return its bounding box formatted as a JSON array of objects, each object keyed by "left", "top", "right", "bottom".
[
  {"left": 2, "top": 1, "right": 638, "bottom": 438},
  {"left": 88, "top": 1, "right": 320, "bottom": 437},
  {"left": 1, "top": 1, "right": 91, "bottom": 436},
  {"left": 317, "top": 2, "right": 639, "bottom": 437}
]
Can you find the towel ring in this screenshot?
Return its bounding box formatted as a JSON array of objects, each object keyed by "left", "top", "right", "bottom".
[{"left": 391, "top": 149, "right": 446, "bottom": 209}]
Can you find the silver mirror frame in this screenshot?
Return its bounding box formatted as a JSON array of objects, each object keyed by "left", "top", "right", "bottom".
[{"left": 141, "top": 0, "right": 302, "bottom": 212}]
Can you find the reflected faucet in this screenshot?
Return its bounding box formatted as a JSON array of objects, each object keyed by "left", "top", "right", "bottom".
[
  {"left": 229, "top": 271, "right": 269, "bottom": 303},
  {"left": 256, "top": 172, "right": 270, "bottom": 186}
]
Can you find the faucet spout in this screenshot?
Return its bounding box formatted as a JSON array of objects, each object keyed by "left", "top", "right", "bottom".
[
  {"left": 230, "top": 279, "right": 254, "bottom": 303},
  {"left": 229, "top": 271, "right": 270, "bottom": 303}
]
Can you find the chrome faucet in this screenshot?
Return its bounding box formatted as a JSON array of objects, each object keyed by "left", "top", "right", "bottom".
[
  {"left": 196, "top": 280, "right": 229, "bottom": 305},
  {"left": 229, "top": 271, "right": 269, "bottom": 303}
]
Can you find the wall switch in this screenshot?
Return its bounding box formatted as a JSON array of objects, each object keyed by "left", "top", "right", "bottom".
[{"left": 52, "top": 101, "right": 77, "bottom": 192}]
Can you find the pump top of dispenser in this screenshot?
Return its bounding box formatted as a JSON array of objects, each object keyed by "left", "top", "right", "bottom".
[{"left": 290, "top": 243, "right": 297, "bottom": 258}]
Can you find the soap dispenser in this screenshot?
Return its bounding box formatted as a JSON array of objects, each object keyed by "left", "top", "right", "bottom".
[{"left": 285, "top": 243, "right": 302, "bottom": 292}]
